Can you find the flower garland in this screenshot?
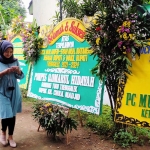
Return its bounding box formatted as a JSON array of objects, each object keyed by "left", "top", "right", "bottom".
[
  {"left": 116, "top": 14, "right": 149, "bottom": 59},
  {"left": 92, "top": 13, "right": 149, "bottom": 60},
  {"left": 11, "top": 16, "right": 44, "bottom": 64},
  {"left": 86, "top": 2, "right": 150, "bottom": 78},
  {"left": 11, "top": 16, "right": 24, "bottom": 35}
]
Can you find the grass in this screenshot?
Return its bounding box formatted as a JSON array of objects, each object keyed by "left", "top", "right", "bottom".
[
  {"left": 21, "top": 88, "right": 36, "bottom": 103},
  {"left": 21, "top": 89, "right": 150, "bottom": 148}
]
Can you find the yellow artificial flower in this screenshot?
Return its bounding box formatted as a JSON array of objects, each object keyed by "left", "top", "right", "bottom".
[
  {"left": 146, "top": 39, "right": 150, "bottom": 46},
  {"left": 122, "top": 32, "right": 128, "bottom": 40},
  {"left": 123, "top": 21, "right": 127, "bottom": 27},
  {"left": 96, "top": 37, "right": 100, "bottom": 45},
  {"left": 92, "top": 19, "right": 97, "bottom": 25},
  {"left": 103, "top": 12, "right": 106, "bottom": 16},
  {"left": 117, "top": 26, "right": 121, "bottom": 33},
  {"left": 12, "top": 25, "right": 15, "bottom": 28},
  {"left": 94, "top": 13, "right": 101, "bottom": 21},
  {"left": 126, "top": 21, "right": 131, "bottom": 28},
  {"left": 129, "top": 34, "right": 135, "bottom": 40},
  {"left": 123, "top": 46, "right": 126, "bottom": 49},
  {"left": 48, "top": 108, "right": 52, "bottom": 112},
  {"left": 45, "top": 103, "right": 51, "bottom": 107},
  {"left": 47, "top": 102, "right": 51, "bottom": 106},
  {"left": 145, "top": 47, "right": 149, "bottom": 52},
  {"left": 27, "top": 33, "right": 32, "bottom": 37},
  {"left": 123, "top": 21, "right": 131, "bottom": 28},
  {"left": 23, "top": 31, "right": 26, "bottom": 34}
]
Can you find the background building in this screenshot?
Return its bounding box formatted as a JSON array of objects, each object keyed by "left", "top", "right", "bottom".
[{"left": 28, "top": 0, "right": 58, "bottom": 26}]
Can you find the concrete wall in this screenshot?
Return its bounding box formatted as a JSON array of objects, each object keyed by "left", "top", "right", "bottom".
[
  {"left": 103, "top": 86, "right": 110, "bottom": 106},
  {"left": 28, "top": 1, "right": 33, "bottom": 15},
  {"left": 33, "top": 0, "right": 58, "bottom": 26}
]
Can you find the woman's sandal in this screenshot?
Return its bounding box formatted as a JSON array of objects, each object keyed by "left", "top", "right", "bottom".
[{"left": 8, "top": 139, "right": 17, "bottom": 148}]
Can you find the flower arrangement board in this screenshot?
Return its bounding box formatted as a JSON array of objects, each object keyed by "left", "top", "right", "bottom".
[
  {"left": 27, "top": 18, "right": 105, "bottom": 115},
  {"left": 115, "top": 48, "right": 150, "bottom": 127},
  {"left": 11, "top": 36, "right": 32, "bottom": 89}
]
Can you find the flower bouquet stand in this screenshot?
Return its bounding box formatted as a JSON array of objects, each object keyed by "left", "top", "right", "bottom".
[{"left": 32, "top": 101, "right": 78, "bottom": 145}]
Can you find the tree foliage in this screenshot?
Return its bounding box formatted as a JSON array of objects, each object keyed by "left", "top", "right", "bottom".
[
  {"left": 61, "top": 0, "right": 150, "bottom": 19},
  {"left": 62, "top": 0, "right": 102, "bottom": 19},
  {"left": 0, "top": 0, "right": 26, "bottom": 37}
]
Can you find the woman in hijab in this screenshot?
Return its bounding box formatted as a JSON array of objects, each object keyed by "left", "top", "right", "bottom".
[{"left": 0, "top": 40, "right": 24, "bottom": 148}]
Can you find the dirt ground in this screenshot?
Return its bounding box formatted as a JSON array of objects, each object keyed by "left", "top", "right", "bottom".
[{"left": 0, "top": 102, "right": 150, "bottom": 150}]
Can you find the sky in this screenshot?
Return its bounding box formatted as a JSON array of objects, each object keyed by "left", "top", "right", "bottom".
[{"left": 22, "top": 0, "right": 33, "bottom": 22}]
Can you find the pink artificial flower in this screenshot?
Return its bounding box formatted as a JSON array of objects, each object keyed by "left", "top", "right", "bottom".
[
  {"left": 126, "top": 47, "right": 131, "bottom": 53},
  {"left": 124, "top": 28, "right": 130, "bottom": 33},
  {"left": 23, "top": 48, "right": 28, "bottom": 51},
  {"left": 118, "top": 41, "right": 123, "bottom": 48},
  {"left": 131, "top": 20, "right": 135, "bottom": 23},
  {"left": 22, "top": 38, "right": 25, "bottom": 42},
  {"left": 120, "top": 26, "right": 125, "bottom": 33}
]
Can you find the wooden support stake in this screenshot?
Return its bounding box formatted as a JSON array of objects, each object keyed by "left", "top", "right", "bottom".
[
  {"left": 37, "top": 124, "right": 40, "bottom": 132},
  {"left": 66, "top": 109, "right": 70, "bottom": 145},
  {"left": 78, "top": 110, "right": 83, "bottom": 127},
  {"left": 66, "top": 132, "right": 70, "bottom": 145}
]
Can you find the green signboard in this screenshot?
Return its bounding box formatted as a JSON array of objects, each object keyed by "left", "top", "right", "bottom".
[
  {"left": 28, "top": 37, "right": 104, "bottom": 114},
  {"left": 27, "top": 18, "right": 105, "bottom": 115},
  {"left": 11, "top": 36, "right": 31, "bottom": 89}
]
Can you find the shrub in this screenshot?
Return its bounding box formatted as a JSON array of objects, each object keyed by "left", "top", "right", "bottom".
[
  {"left": 113, "top": 129, "right": 138, "bottom": 148},
  {"left": 85, "top": 105, "right": 115, "bottom": 136}
]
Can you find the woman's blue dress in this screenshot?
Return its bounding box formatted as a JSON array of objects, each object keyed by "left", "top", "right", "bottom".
[{"left": 0, "top": 60, "right": 24, "bottom": 119}]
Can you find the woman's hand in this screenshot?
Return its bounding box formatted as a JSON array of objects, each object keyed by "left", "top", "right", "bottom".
[
  {"left": 5, "top": 68, "right": 14, "bottom": 74},
  {"left": 0, "top": 67, "right": 21, "bottom": 77},
  {"left": 11, "top": 66, "right": 21, "bottom": 74}
]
